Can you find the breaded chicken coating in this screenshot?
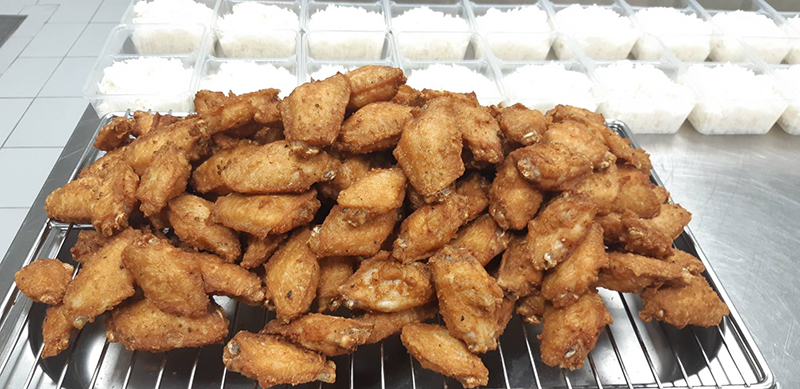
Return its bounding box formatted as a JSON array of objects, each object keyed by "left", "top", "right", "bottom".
[
  {"left": 401, "top": 323, "right": 489, "bottom": 388},
  {"left": 527, "top": 194, "right": 597, "bottom": 270},
  {"left": 489, "top": 156, "right": 544, "bottom": 230},
  {"left": 539, "top": 293, "right": 612, "bottom": 370},
  {"left": 340, "top": 251, "right": 433, "bottom": 312},
  {"left": 135, "top": 142, "right": 191, "bottom": 218},
  {"left": 15, "top": 259, "right": 74, "bottom": 305},
  {"left": 211, "top": 190, "right": 320, "bottom": 238},
  {"left": 336, "top": 102, "right": 414, "bottom": 154},
  {"left": 308, "top": 206, "right": 398, "bottom": 257},
  {"left": 346, "top": 65, "right": 407, "bottom": 110},
  {"left": 596, "top": 251, "right": 686, "bottom": 293},
  {"left": 316, "top": 256, "right": 354, "bottom": 312},
  {"left": 42, "top": 304, "right": 75, "bottom": 358},
  {"left": 496, "top": 236, "right": 543, "bottom": 299},
  {"left": 282, "top": 73, "right": 351, "bottom": 151},
  {"left": 261, "top": 313, "right": 373, "bottom": 356},
  {"left": 264, "top": 229, "right": 320, "bottom": 322},
  {"left": 541, "top": 224, "right": 608, "bottom": 307},
  {"left": 512, "top": 143, "right": 592, "bottom": 191},
  {"left": 241, "top": 233, "right": 287, "bottom": 269},
  {"left": 194, "top": 252, "right": 265, "bottom": 305},
  {"left": 639, "top": 275, "right": 729, "bottom": 328},
  {"left": 355, "top": 303, "right": 438, "bottom": 344},
  {"left": 544, "top": 121, "right": 615, "bottom": 170},
  {"left": 450, "top": 214, "right": 510, "bottom": 266},
  {"left": 167, "top": 194, "right": 241, "bottom": 262},
  {"left": 337, "top": 167, "right": 407, "bottom": 225}
]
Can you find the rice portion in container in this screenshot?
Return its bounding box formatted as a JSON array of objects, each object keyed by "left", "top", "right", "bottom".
[
  {"left": 215, "top": 2, "right": 299, "bottom": 58},
  {"left": 553, "top": 4, "right": 639, "bottom": 60},
  {"left": 632, "top": 7, "right": 713, "bottom": 62},
  {"left": 307, "top": 5, "right": 386, "bottom": 60},
  {"left": 393, "top": 7, "right": 470, "bottom": 60},
  {"left": 783, "top": 16, "right": 800, "bottom": 64},
  {"left": 774, "top": 66, "right": 800, "bottom": 134},
  {"left": 475, "top": 6, "right": 551, "bottom": 61},
  {"left": 710, "top": 11, "right": 790, "bottom": 64},
  {"left": 502, "top": 63, "right": 597, "bottom": 112},
  {"left": 200, "top": 61, "right": 296, "bottom": 98},
  {"left": 95, "top": 57, "right": 194, "bottom": 115},
  {"left": 682, "top": 63, "right": 788, "bottom": 134},
  {"left": 595, "top": 61, "right": 695, "bottom": 134},
  {"left": 406, "top": 64, "right": 500, "bottom": 105},
  {"left": 131, "top": 0, "right": 213, "bottom": 54}
]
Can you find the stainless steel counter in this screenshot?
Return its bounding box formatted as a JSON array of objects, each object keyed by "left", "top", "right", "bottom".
[{"left": 638, "top": 124, "right": 800, "bottom": 388}]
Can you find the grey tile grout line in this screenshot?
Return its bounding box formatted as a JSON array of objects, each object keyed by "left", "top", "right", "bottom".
[{"left": 0, "top": 99, "right": 34, "bottom": 149}]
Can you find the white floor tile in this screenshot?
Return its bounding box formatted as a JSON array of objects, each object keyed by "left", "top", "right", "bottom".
[
  {"left": 0, "top": 36, "right": 31, "bottom": 76},
  {"left": 91, "top": 0, "right": 130, "bottom": 23},
  {"left": 14, "top": 5, "right": 57, "bottom": 38},
  {"left": 48, "top": 0, "right": 103, "bottom": 23},
  {"left": 0, "top": 208, "right": 30, "bottom": 262},
  {"left": 40, "top": 57, "right": 96, "bottom": 97},
  {"left": 0, "top": 148, "right": 62, "bottom": 208},
  {"left": 20, "top": 23, "right": 86, "bottom": 58},
  {"left": 4, "top": 98, "right": 88, "bottom": 148},
  {"left": 0, "top": 99, "right": 32, "bottom": 145},
  {"left": 0, "top": 3, "right": 25, "bottom": 14},
  {"left": 0, "top": 57, "right": 61, "bottom": 98},
  {"left": 68, "top": 23, "right": 116, "bottom": 57}
]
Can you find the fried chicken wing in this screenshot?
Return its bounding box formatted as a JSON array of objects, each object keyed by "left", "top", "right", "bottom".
[
  {"left": 281, "top": 73, "right": 351, "bottom": 150},
  {"left": 62, "top": 228, "right": 141, "bottom": 329},
  {"left": 194, "top": 252, "right": 265, "bottom": 305},
  {"left": 194, "top": 90, "right": 227, "bottom": 116},
  {"left": 664, "top": 249, "right": 705, "bottom": 275},
  {"left": 511, "top": 143, "right": 592, "bottom": 191},
  {"left": 392, "top": 194, "right": 469, "bottom": 263},
  {"left": 167, "top": 194, "right": 241, "bottom": 262},
  {"left": 595, "top": 251, "right": 685, "bottom": 293},
  {"left": 336, "top": 167, "right": 406, "bottom": 224},
  {"left": 42, "top": 304, "right": 74, "bottom": 358},
  {"left": 241, "top": 233, "right": 287, "bottom": 269},
  {"left": 620, "top": 203, "right": 692, "bottom": 258},
  {"left": 539, "top": 293, "right": 612, "bottom": 370},
  {"left": 94, "top": 116, "right": 134, "bottom": 151},
  {"left": 489, "top": 156, "right": 544, "bottom": 230},
  {"left": 391, "top": 84, "right": 425, "bottom": 107},
  {"left": 262, "top": 313, "right": 373, "bottom": 356},
  {"left": 211, "top": 191, "right": 320, "bottom": 238},
  {"left": 527, "top": 194, "right": 597, "bottom": 270},
  {"left": 223, "top": 332, "right": 336, "bottom": 387},
  {"left": 106, "top": 299, "right": 229, "bottom": 352},
  {"left": 450, "top": 214, "right": 510, "bottom": 266},
  {"left": 401, "top": 323, "right": 489, "bottom": 389},
  {"left": 316, "top": 256, "right": 354, "bottom": 312},
  {"left": 516, "top": 292, "right": 546, "bottom": 325},
  {"left": 541, "top": 224, "right": 607, "bottom": 307},
  {"left": 449, "top": 95, "right": 503, "bottom": 164},
  {"left": 70, "top": 230, "right": 111, "bottom": 264},
  {"left": 572, "top": 163, "right": 620, "bottom": 215},
  {"left": 455, "top": 173, "right": 491, "bottom": 221},
  {"left": 545, "top": 121, "right": 615, "bottom": 169},
  {"left": 122, "top": 117, "right": 209, "bottom": 175},
  {"left": 15, "top": 259, "right": 74, "bottom": 305},
  {"left": 316, "top": 153, "right": 373, "bottom": 200},
  {"left": 122, "top": 235, "right": 209, "bottom": 317},
  {"left": 264, "top": 229, "right": 320, "bottom": 322},
  {"left": 355, "top": 303, "right": 438, "bottom": 344},
  {"left": 133, "top": 111, "right": 180, "bottom": 136},
  {"left": 336, "top": 102, "right": 414, "bottom": 154},
  {"left": 610, "top": 165, "right": 661, "bottom": 218},
  {"left": 192, "top": 141, "right": 337, "bottom": 195},
  {"left": 394, "top": 98, "right": 465, "bottom": 198},
  {"left": 339, "top": 251, "right": 433, "bottom": 312},
  {"left": 308, "top": 206, "right": 397, "bottom": 257},
  {"left": 639, "top": 275, "right": 729, "bottom": 328},
  {"left": 496, "top": 236, "right": 543, "bottom": 299},
  {"left": 495, "top": 103, "right": 547, "bottom": 146},
  {"left": 429, "top": 247, "right": 504, "bottom": 353},
  {"left": 346, "top": 65, "right": 406, "bottom": 110},
  {"left": 135, "top": 142, "right": 191, "bottom": 218}
]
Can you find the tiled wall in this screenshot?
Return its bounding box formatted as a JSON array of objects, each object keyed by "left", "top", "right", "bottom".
[{"left": 0, "top": 0, "right": 128, "bottom": 259}]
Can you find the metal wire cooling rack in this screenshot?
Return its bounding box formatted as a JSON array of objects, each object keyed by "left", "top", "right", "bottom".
[{"left": 0, "top": 114, "right": 776, "bottom": 389}]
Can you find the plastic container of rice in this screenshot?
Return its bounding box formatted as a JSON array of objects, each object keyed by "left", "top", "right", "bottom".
[
  {"left": 305, "top": 60, "right": 394, "bottom": 82},
  {"left": 548, "top": 0, "right": 640, "bottom": 60},
  {"left": 627, "top": 0, "right": 718, "bottom": 62},
  {"left": 121, "top": 0, "right": 217, "bottom": 55},
  {"left": 403, "top": 62, "right": 504, "bottom": 106},
  {"left": 768, "top": 2, "right": 800, "bottom": 64},
  {"left": 212, "top": 0, "right": 301, "bottom": 59},
  {"left": 306, "top": 3, "right": 388, "bottom": 61},
  {"left": 471, "top": 3, "right": 553, "bottom": 62},
  {"left": 391, "top": 4, "right": 472, "bottom": 61},
  {"left": 772, "top": 65, "right": 800, "bottom": 135},
  {"left": 498, "top": 58, "right": 601, "bottom": 113},
  {"left": 198, "top": 58, "right": 299, "bottom": 98}
]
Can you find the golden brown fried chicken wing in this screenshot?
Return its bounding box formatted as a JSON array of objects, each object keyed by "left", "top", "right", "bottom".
[
  {"left": 194, "top": 90, "right": 228, "bottom": 116},
  {"left": 133, "top": 111, "right": 180, "bottom": 136},
  {"left": 281, "top": 73, "right": 351, "bottom": 150},
  {"left": 339, "top": 251, "right": 434, "bottom": 312},
  {"left": 223, "top": 332, "right": 336, "bottom": 387},
  {"left": 355, "top": 303, "right": 438, "bottom": 344},
  {"left": 316, "top": 256, "right": 354, "bottom": 312},
  {"left": 211, "top": 191, "right": 320, "bottom": 238},
  {"left": 544, "top": 121, "right": 615, "bottom": 169},
  {"left": 391, "top": 84, "right": 425, "bottom": 107},
  {"left": 308, "top": 206, "right": 398, "bottom": 257},
  {"left": 450, "top": 214, "right": 510, "bottom": 266},
  {"left": 572, "top": 163, "right": 620, "bottom": 215},
  {"left": 539, "top": 293, "right": 612, "bottom": 370},
  {"left": 194, "top": 252, "right": 265, "bottom": 305},
  {"left": 336, "top": 102, "right": 414, "bottom": 154},
  {"left": 401, "top": 323, "right": 489, "bottom": 389},
  {"left": 516, "top": 292, "right": 546, "bottom": 325},
  {"left": 15, "top": 259, "right": 74, "bottom": 305},
  {"left": 610, "top": 165, "right": 661, "bottom": 218},
  {"left": 241, "top": 233, "right": 287, "bottom": 269},
  {"left": 527, "top": 194, "right": 597, "bottom": 270},
  {"left": 316, "top": 153, "right": 373, "bottom": 200},
  {"left": 394, "top": 98, "right": 465, "bottom": 198},
  {"left": 192, "top": 141, "right": 337, "bottom": 195},
  {"left": 595, "top": 251, "right": 685, "bottom": 293},
  {"left": 122, "top": 117, "right": 209, "bottom": 175},
  {"left": 541, "top": 224, "right": 607, "bottom": 307},
  {"left": 495, "top": 103, "right": 547, "bottom": 146},
  {"left": 261, "top": 314, "right": 373, "bottom": 356},
  {"left": 106, "top": 299, "right": 229, "bottom": 352},
  {"left": 70, "top": 230, "right": 111, "bottom": 264},
  {"left": 94, "top": 116, "right": 134, "bottom": 151},
  {"left": 122, "top": 235, "right": 209, "bottom": 317},
  {"left": 346, "top": 65, "right": 407, "bottom": 110},
  {"left": 664, "top": 249, "right": 705, "bottom": 275},
  {"left": 135, "top": 143, "right": 191, "bottom": 218},
  {"left": 449, "top": 95, "right": 503, "bottom": 164},
  {"left": 42, "top": 304, "right": 74, "bottom": 358},
  {"left": 63, "top": 228, "right": 141, "bottom": 329},
  {"left": 512, "top": 143, "right": 592, "bottom": 191},
  {"left": 264, "top": 229, "right": 320, "bottom": 322},
  {"left": 429, "top": 247, "right": 504, "bottom": 353},
  {"left": 488, "top": 156, "right": 544, "bottom": 230},
  {"left": 496, "top": 236, "right": 543, "bottom": 299},
  {"left": 639, "top": 275, "right": 729, "bottom": 328},
  {"left": 620, "top": 203, "right": 692, "bottom": 258},
  {"left": 392, "top": 194, "right": 469, "bottom": 263},
  {"left": 336, "top": 167, "right": 406, "bottom": 225},
  {"left": 455, "top": 173, "right": 491, "bottom": 221},
  {"left": 167, "top": 194, "right": 241, "bottom": 262}
]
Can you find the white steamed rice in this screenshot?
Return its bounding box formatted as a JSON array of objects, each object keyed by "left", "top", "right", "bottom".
[
  {"left": 710, "top": 11, "right": 789, "bottom": 64},
  {"left": 95, "top": 57, "right": 194, "bottom": 115},
  {"left": 502, "top": 63, "right": 597, "bottom": 113},
  {"left": 774, "top": 66, "right": 800, "bottom": 135},
  {"left": 475, "top": 7, "right": 551, "bottom": 61},
  {"left": 393, "top": 7, "right": 470, "bottom": 60},
  {"left": 307, "top": 5, "right": 385, "bottom": 60},
  {"left": 406, "top": 64, "right": 499, "bottom": 105},
  {"left": 200, "top": 61, "right": 297, "bottom": 98},
  {"left": 215, "top": 2, "right": 299, "bottom": 58},
  {"left": 632, "top": 7, "right": 713, "bottom": 62},
  {"left": 553, "top": 4, "right": 639, "bottom": 60},
  {"left": 132, "top": 0, "right": 213, "bottom": 54}
]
